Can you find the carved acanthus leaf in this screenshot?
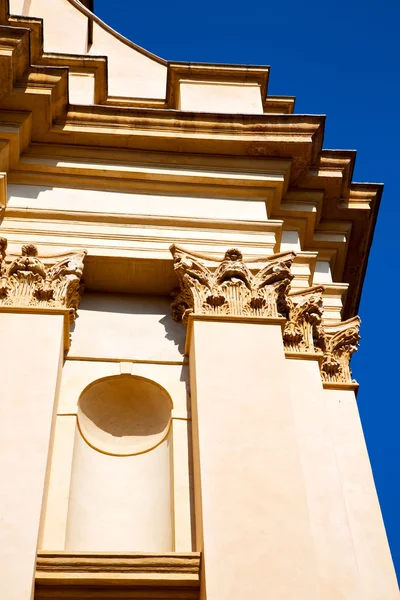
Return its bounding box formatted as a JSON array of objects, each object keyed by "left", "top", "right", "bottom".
[
  {"left": 0, "top": 238, "right": 86, "bottom": 321},
  {"left": 320, "top": 316, "right": 361, "bottom": 383},
  {"left": 170, "top": 245, "right": 295, "bottom": 322},
  {"left": 283, "top": 286, "right": 324, "bottom": 353}
]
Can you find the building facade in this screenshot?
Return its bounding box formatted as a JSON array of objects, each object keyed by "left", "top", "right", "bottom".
[{"left": 0, "top": 1, "right": 398, "bottom": 599}]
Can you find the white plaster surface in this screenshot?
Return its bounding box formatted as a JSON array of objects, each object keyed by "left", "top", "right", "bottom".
[
  {"left": 9, "top": 0, "right": 168, "bottom": 99},
  {"left": 325, "top": 388, "right": 399, "bottom": 599},
  {"left": 189, "top": 320, "right": 320, "bottom": 599},
  {"left": 40, "top": 415, "right": 76, "bottom": 551},
  {"left": 68, "top": 72, "right": 95, "bottom": 105},
  {"left": 69, "top": 293, "right": 186, "bottom": 362},
  {"left": 66, "top": 428, "right": 173, "bottom": 551},
  {"left": 7, "top": 184, "right": 267, "bottom": 222},
  {"left": 0, "top": 312, "right": 64, "bottom": 600},
  {"left": 313, "top": 260, "right": 333, "bottom": 284},
  {"left": 179, "top": 82, "right": 263, "bottom": 114},
  {"left": 58, "top": 360, "right": 189, "bottom": 417},
  {"left": 287, "top": 359, "right": 362, "bottom": 597}
]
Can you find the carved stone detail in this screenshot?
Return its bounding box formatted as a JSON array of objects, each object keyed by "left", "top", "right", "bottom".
[
  {"left": 0, "top": 238, "right": 86, "bottom": 321},
  {"left": 169, "top": 244, "right": 361, "bottom": 385},
  {"left": 283, "top": 286, "right": 324, "bottom": 353},
  {"left": 170, "top": 245, "right": 295, "bottom": 323},
  {"left": 319, "top": 316, "right": 361, "bottom": 384}
]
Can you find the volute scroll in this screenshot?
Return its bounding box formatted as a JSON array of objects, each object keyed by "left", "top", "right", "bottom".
[
  {"left": 170, "top": 245, "right": 360, "bottom": 386},
  {"left": 0, "top": 237, "right": 87, "bottom": 322}
]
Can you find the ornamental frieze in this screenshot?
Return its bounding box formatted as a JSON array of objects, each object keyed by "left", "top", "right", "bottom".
[
  {"left": 170, "top": 245, "right": 295, "bottom": 323},
  {"left": 0, "top": 238, "right": 86, "bottom": 321},
  {"left": 170, "top": 245, "right": 360, "bottom": 386}
]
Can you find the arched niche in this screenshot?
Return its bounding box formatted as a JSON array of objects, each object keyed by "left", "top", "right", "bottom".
[{"left": 65, "top": 375, "right": 173, "bottom": 552}]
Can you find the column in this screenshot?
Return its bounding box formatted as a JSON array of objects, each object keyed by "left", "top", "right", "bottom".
[
  {"left": 170, "top": 246, "right": 320, "bottom": 600},
  {"left": 0, "top": 239, "right": 86, "bottom": 600}
]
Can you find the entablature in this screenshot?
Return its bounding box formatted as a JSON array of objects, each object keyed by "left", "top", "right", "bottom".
[{"left": 0, "top": 1, "right": 382, "bottom": 320}]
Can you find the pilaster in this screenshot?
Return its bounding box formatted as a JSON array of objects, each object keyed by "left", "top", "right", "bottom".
[
  {"left": 170, "top": 245, "right": 321, "bottom": 599},
  {"left": 0, "top": 238, "right": 86, "bottom": 600},
  {"left": 169, "top": 244, "right": 391, "bottom": 599}
]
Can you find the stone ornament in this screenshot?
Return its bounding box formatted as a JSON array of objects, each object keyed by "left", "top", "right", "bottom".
[
  {"left": 283, "top": 286, "right": 325, "bottom": 354},
  {"left": 170, "top": 245, "right": 295, "bottom": 323},
  {"left": 170, "top": 245, "right": 361, "bottom": 386},
  {"left": 320, "top": 316, "right": 361, "bottom": 384},
  {"left": 0, "top": 238, "right": 86, "bottom": 321}
]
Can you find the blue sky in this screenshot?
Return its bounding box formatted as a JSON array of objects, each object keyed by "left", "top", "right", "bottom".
[{"left": 95, "top": 0, "right": 400, "bottom": 578}]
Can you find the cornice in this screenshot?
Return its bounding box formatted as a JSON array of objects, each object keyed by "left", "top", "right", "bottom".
[{"left": 0, "top": 10, "right": 382, "bottom": 319}]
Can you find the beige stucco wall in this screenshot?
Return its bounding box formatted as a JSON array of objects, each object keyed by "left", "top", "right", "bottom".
[
  {"left": 325, "top": 388, "right": 399, "bottom": 599},
  {"left": 287, "top": 358, "right": 362, "bottom": 598},
  {"left": 69, "top": 293, "right": 185, "bottom": 362},
  {"left": 88, "top": 21, "right": 167, "bottom": 99},
  {"left": 0, "top": 312, "right": 64, "bottom": 600},
  {"left": 40, "top": 293, "right": 193, "bottom": 554},
  {"left": 9, "top": 0, "right": 167, "bottom": 100},
  {"left": 7, "top": 184, "right": 268, "bottom": 222},
  {"left": 66, "top": 428, "right": 173, "bottom": 552},
  {"left": 189, "top": 319, "right": 320, "bottom": 599},
  {"left": 179, "top": 82, "right": 264, "bottom": 114},
  {"left": 10, "top": 0, "right": 88, "bottom": 54}
]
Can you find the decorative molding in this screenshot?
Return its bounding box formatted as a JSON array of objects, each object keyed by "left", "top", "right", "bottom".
[
  {"left": 0, "top": 238, "right": 86, "bottom": 321},
  {"left": 283, "top": 286, "right": 324, "bottom": 354},
  {"left": 322, "top": 381, "right": 359, "bottom": 392},
  {"left": 36, "top": 552, "right": 201, "bottom": 599},
  {"left": 170, "top": 245, "right": 361, "bottom": 384},
  {"left": 320, "top": 316, "right": 361, "bottom": 384},
  {"left": 170, "top": 245, "right": 295, "bottom": 323}
]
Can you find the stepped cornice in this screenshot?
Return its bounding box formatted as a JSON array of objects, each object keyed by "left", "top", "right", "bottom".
[{"left": 0, "top": 2, "right": 382, "bottom": 319}]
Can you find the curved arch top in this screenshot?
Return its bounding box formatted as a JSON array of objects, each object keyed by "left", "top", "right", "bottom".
[
  {"left": 77, "top": 374, "right": 173, "bottom": 456},
  {"left": 9, "top": 0, "right": 168, "bottom": 99}
]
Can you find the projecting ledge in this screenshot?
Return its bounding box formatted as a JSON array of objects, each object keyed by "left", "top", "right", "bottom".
[
  {"left": 323, "top": 381, "right": 359, "bottom": 393},
  {"left": 35, "top": 551, "right": 201, "bottom": 586}
]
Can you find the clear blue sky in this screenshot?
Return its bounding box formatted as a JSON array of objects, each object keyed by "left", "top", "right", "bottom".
[{"left": 95, "top": 0, "right": 400, "bottom": 579}]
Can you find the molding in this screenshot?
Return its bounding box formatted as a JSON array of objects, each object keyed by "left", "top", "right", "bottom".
[
  {"left": 285, "top": 351, "right": 323, "bottom": 364},
  {"left": 0, "top": 11, "right": 382, "bottom": 318},
  {"left": 167, "top": 62, "right": 269, "bottom": 109},
  {"left": 35, "top": 551, "right": 201, "bottom": 585},
  {"left": 66, "top": 356, "right": 188, "bottom": 366},
  {"left": 323, "top": 381, "right": 359, "bottom": 393}
]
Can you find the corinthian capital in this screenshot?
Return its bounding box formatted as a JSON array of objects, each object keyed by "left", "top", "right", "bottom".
[
  {"left": 283, "top": 286, "right": 324, "bottom": 353},
  {"left": 170, "top": 245, "right": 295, "bottom": 323},
  {"left": 0, "top": 238, "right": 87, "bottom": 321},
  {"left": 320, "top": 316, "right": 361, "bottom": 384}
]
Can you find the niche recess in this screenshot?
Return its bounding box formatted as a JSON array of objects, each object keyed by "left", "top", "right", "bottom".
[{"left": 65, "top": 374, "right": 173, "bottom": 552}]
